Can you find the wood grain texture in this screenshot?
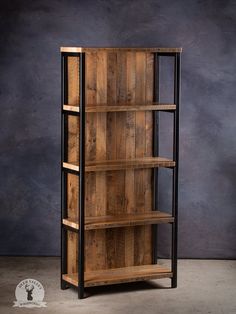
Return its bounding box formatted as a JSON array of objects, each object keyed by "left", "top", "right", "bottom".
[
  {"left": 62, "top": 264, "right": 172, "bottom": 287},
  {"left": 106, "top": 52, "right": 118, "bottom": 269},
  {"left": 85, "top": 52, "right": 97, "bottom": 272},
  {"left": 67, "top": 231, "right": 78, "bottom": 274},
  {"left": 134, "top": 52, "right": 147, "bottom": 266},
  {"left": 114, "top": 52, "right": 127, "bottom": 268},
  {"left": 144, "top": 52, "right": 155, "bottom": 264},
  {"left": 125, "top": 51, "right": 136, "bottom": 266},
  {"left": 93, "top": 51, "right": 107, "bottom": 270}
]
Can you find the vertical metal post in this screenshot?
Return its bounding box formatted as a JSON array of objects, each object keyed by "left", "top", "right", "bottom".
[
  {"left": 171, "top": 52, "right": 180, "bottom": 288},
  {"left": 61, "top": 53, "right": 68, "bottom": 289},
  {"left": 78, "top": 52, "right": 86, "bottom": 299},
  {"left": 152, "top": 53, "right": 160, "bottom": 264}
]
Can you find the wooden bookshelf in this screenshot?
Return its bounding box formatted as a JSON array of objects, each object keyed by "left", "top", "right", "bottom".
[{"left": 61, "top": 47, "right": 181, "bottom": 298}]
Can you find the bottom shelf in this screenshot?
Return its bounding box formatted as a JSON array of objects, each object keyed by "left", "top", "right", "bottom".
[{"left": 62, "top": 264, "right": 172, "bottom": 287}]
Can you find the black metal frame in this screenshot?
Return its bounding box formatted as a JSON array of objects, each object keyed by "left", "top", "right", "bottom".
[
  {"left": 152, "top": 52, "right": 180, "bottom": 287},
  {"left": 61, "top": 50, "right": 181, "bottom": 298},
  {"left": 61, "top": 52, "right": 86, "bottom": 298},
  {"left": 78, "top": 52, "right": 86, "bottom": 299},
  {"left": 171, "top": 52, "right": 181, "bottom": 287},
  {"left": 152, "top": 52, "right": 160, "bottom": 264},
  {"left": 61, "top": 53, "right": 68, "bottom": 290}
]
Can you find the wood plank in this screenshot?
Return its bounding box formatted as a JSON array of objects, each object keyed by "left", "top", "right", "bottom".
[
  {"left": 85, "top": 52, "right": 97, "bottom": 216},
  {"left": 63, "top": 103, "right": 176, "bottom": 113},
  {"left": 114, "top": 52, "right": 127, "bottom": 268},
  {"left": 85, "top": 52, "right": 98, "bottom": 272},
  {"left": 67, "top": 231, "right": 78, "bottom": 274},
  {"left": 115, "top": 52, "right": 127, "bottom": 215},
  {"left": 106, "top": 52, "right": 118, "bottom": 269},
  {"left": 125, "top": 51, "right": 136, "bottom": 266},
  {"left": 62, "top": 264, "right": 173, "bottom": 287},
  {"left": 63, "top": 157, "right": 175, "bottom": 172},
  {"left": 66, "top": 56, "right": 79, "bottom": 274},
  {"left": 144, "top": 52, "right": 154, "bottom": 264},
  {"left": 106, "top": 52, "right": 117, "bottom": 214},
  {"left": 134, "top": 52, "right": 147, "bottom": 266},
  {"left": 61, "top": 47, "right": 182, "bottom": 53},
  {"left": 63, "top": 105, "right": 79, "bottom": 112},
  {"left": 95, "top": 51, "right": 107, "bottom": 216},
  {"left": 94, "top": 51, "right": 107, "bottom": 270},
  {"left": 63, "top": 211, "right": 174, "bottom": 230}
]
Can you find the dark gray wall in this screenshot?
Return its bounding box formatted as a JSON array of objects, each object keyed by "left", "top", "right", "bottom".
[{"left": 0, "top": 0, "right": 235, "bottom": 258}]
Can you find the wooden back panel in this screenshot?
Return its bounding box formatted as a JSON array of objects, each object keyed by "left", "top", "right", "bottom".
[{"left": 66, "top": 51, "right": 154, "bottom": 273}]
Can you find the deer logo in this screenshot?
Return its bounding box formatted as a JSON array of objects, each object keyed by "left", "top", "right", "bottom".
[
  {"left": 25, "top": 284, "right": 34, "bottom": 301},
  {"left": 13, "top": 278, "right": 46, "bottom": 308}
]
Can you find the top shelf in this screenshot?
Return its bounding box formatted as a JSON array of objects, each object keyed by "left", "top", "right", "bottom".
[
  {"left": 63, "top": 103, "right": 176, "bottom": 113},
  {"left": 60, "top": 47, "right": 182, "bottom": 53}
]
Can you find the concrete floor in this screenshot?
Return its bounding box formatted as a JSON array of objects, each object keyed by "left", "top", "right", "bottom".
[{"left": 0, "top": 257, "right": 235, "bottom": 314}]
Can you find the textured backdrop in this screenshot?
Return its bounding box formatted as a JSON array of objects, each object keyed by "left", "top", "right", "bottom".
[{"left": 0, "top": 0, "right": 235, "bottom": 258}]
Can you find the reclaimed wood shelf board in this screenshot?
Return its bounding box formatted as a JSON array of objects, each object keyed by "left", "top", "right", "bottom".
[
  {"left": 63, "top": 157, "right": 175, "bottom": 172},
  {"left": 63, "top": 103, "right": 176, "bottom": 113},
  {"left": 60, "top": 47, "right": 182, "bottom": 53},
  {"left": 62, "top": 264, "right": 173, "bottom": 287},
  {"left": 63, "top": 211, "right": 174, "bottom": 230}
]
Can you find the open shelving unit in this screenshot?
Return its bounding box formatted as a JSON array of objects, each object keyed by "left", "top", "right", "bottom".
[{"left": 60, "top": 47, "right": 181, "bottom": 299}]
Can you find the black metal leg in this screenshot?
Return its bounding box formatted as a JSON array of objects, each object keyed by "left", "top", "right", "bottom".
[
  {"left": 171, "top": 52, "right": 180, "bottom": 288},
  {"left": 152, "top": 52, "right": 160, "bottom": 264},
  {"left": 78, "top": 52, "right": 86, "bottom": 299},
  {"left": 61, "top": 53, "right": 68, "bottom": 290},
  {"left": 61, "top": 227, "right": 69, "bottom": 290}
]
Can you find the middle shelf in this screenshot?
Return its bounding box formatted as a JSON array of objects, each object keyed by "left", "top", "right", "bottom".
[
  {"left": 63, "top": 103, "right": 176, "bottom": 113},
  {"left": 63, "top": 211, "right": 174, "bottom": 230},
  {"left": 63, "top": 157, "right": 175, "bottom": 172}
]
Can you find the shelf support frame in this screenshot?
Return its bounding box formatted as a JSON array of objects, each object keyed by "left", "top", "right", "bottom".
[
  {"left": 78, "top": 52, "right": 86, "bottom": 299},
  {"left": 152, "top": 52, "right": 160, "bottom": 264},
  {"left": 61, "top": 52, "right": 69, "bottom": 290},
  {"left": 171, "top": 52, "right": 181, "bottom": 288}
]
